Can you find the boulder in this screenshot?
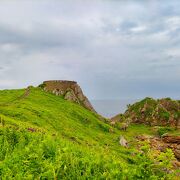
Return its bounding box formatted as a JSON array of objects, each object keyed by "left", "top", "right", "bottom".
[
  {"left": 174, "top": 149, "right": 180, "bottom": 160},
  {"left": 120, "top": 123, "right": 129, "bottom": 131},
  {"left": 119, "top": 136, "right": 128, "bottom": 147},
  {"left": 162, "top": 135, "right": 180, "bottom": 144}
]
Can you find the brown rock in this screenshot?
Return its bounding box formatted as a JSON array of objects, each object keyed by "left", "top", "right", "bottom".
[
  {"left": 110, "top": 121, "right": 116, "bottom": 126},
  {"left": 137, "top": 135, "right": 180, "bottom": 161},
  {"left": 42, "top": 80, "right": 96, "bottom": 113},
  {"left": 174, "top": 149, "right": 180, "bottom": 160},
  {"left": 120, "top": 123, "right": 129, "bottom": 131},
  {"left": 172, "top": 160, "right": 180, "bottom": 168},
  {"left": 64, "top": 89, "right": 80, "bottom": 103},
  {"left": 27, "top": 127, "right": 36, "bottom": 132},
  {"left": 162, "top": 135, "right": 180, "bottom": 144}
]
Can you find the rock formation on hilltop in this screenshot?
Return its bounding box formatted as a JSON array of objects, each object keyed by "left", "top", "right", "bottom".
[
  {"left": 124, "top": 97, "right": 180, "bottom": 129},
  {"left": 39, "top": 80, "right": 96, "bottom": 113}
]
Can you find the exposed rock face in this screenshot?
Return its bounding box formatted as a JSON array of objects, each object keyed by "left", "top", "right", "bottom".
[
  {"left": 124, "top": 97, "right": 180, "bottom": 129},
  {"left": 41, "top": 80, "right": 96, "bottom": 113},
  {"left": 64, "top": 88, "right": 80, "bottom": 103},
  {"left": 136, "top": 135, "right": 180, "bottom": 161},
  {"left": 162, "top": 135, "right": 180, "bottom": 144}
]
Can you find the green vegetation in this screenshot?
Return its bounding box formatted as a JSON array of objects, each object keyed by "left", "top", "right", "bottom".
[
  {"left": 124, "top": 97, "right": 180, "bottom": 127},
  {"left": 0, "top": 88, "right": 178, "bottom": 179},
  {"left": 157, "top": 127, "right": 174, "bottom": 137}
]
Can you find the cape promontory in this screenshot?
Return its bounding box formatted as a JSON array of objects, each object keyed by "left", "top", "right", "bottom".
[{"left": 39, "top": 80, "right": 96, "bottom": 113}]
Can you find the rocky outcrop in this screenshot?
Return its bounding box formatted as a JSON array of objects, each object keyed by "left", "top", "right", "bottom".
[
  {"left": 162, "top": 135, "right": 180, "bottom": 160},
  {"left": 64, "top": 88, "right": 80, "bottom": 103},
  {"left": 136, "top": 135, "right": 180, "bottom": 161},
  {"left": 40, "top": 80, "right": 96, "bottom": 113},
  {"left": 162, "top": 135, "right": 180, "bottom": 144},
  {"left": 124, "top": 97, "right": 180, "bottom": 129}
]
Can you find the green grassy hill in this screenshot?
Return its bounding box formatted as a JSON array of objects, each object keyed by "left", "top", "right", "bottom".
[{"left": 0, "top": 87, "right": 178, "bottom": 179}]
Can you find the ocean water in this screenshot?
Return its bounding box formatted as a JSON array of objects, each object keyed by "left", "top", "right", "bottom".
[{"left": 91, "top": 99, "right": 138, "bottom": 118}]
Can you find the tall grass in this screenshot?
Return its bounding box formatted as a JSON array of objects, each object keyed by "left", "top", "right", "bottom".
[{"left": 0, "top": 88, "right": 178, "bottom": 179}]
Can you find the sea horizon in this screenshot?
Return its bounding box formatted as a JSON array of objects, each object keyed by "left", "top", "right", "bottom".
[{"left": 91, "top": 99, "right": 139, "bottom": 118}]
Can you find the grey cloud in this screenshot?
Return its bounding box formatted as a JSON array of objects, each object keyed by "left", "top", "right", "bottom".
[{"left": 0, "top": 0, "right": 180, "bottom": 100}]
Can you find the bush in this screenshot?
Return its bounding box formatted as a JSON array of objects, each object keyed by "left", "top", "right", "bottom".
[
  {"left": 38, "top": 83, "right": 45, "bottom": 89},
  {"left": 157, "top": 127, "right": 173, "bottom": 137},
  {"left": 134, "top": 141, "right": 176, "bottom": 179},
  {"left": 162, "top": 112, "right": 170, "bottom": 121}
]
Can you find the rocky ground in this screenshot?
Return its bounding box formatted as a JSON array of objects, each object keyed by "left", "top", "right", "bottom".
[
  {"left": 110, "top": 97, "right": 180, "bottom": 167},
  {"left": 136, "top": 135, "right": 180, "bottom": 167}
]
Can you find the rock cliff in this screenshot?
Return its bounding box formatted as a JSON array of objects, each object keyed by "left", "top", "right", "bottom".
[
  {"left": 40, "top": 80, "right": 96, "bottom": 113},
  {"left": 124, "top": 97, "right": 180, "bottom": 129}
]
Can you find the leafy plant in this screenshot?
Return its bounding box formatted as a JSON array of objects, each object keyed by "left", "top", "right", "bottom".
[
  {"left": 157, "top": 127, "right": 173, "bottom": 137},
  {"left": 0, "top": 88, "right": 178, "bottom": 179}
]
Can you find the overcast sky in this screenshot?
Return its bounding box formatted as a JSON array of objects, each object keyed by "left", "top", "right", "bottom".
[{"left": 0, "top": 0, "right": 180, "bottom": 100}]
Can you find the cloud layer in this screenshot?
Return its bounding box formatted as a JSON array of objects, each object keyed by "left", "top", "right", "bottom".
[{"left": 0, "top": 0, "right": 180, "bottom": 99}]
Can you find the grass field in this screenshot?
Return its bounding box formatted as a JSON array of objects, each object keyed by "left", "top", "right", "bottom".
[{"left": 0, "top": 87, "right": 178, "bottom": 179}]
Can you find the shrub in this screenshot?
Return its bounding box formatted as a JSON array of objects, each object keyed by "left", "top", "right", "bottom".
[
  {"left": 162, "top": 112, "right": 170, "bottom": 121},
  {"left": 157, "top": 127, "right": 173, "bottom": 137},
  {"left": 134, "top": 141, "right": 176, "bottom": 179},
  {"left": 38, "top": 83, "right": 45, "bottom": 89},
  {"left": 114, "top": 122, "right": 122, "bottom": 130}
]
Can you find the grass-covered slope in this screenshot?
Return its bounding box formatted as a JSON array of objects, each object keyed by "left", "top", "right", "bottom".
[
  {"left": 0, "top": 87, "right": 117, "bottom": 147},
  {"left": 0, "top": 88, "right": 178, "bottom": 179}
]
